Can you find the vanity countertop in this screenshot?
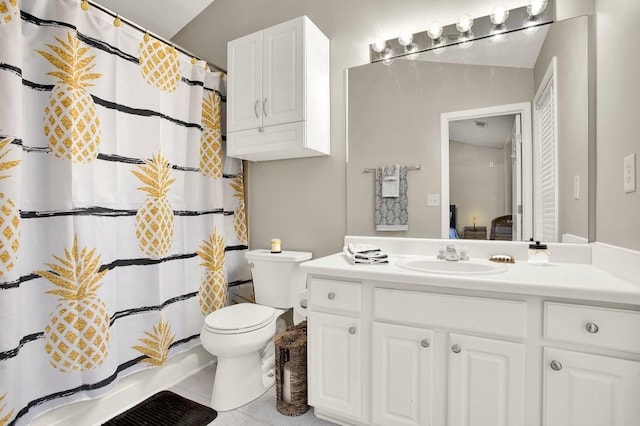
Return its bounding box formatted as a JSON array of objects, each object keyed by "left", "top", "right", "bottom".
[{"left": 300, "top": 252, "right": 640, "bottom": 306}]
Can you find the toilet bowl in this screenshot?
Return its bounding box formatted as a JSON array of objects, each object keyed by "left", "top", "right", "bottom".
[{"left": 200, "top": 249, "right": 311, "bottom": 411}]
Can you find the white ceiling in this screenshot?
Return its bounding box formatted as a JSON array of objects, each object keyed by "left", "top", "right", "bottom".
[
  {"left": 94, "top": 0, "right": 215, "bottom": 39},
  {"left": 450, "top": 115, "right": 516, "bottom": 149}
]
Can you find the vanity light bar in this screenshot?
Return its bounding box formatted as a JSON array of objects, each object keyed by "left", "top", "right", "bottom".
[
  {"left": 369, "top": 0, "right": 555, "bottom": 63},
  {"left": 363, "top": 165, "right": 422, "bottom": 173}
]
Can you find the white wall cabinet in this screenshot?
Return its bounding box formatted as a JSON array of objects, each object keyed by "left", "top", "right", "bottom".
[{"left": 226, "top": 16, "right": 329, "bottom": 161}]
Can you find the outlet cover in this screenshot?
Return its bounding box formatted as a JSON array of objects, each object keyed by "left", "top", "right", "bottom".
[
  {"left": 624, "top": 154, "right": 636, "bottom": 193},
  {"left": 427, "top": 193, "right": 440, "bottom": 206}
]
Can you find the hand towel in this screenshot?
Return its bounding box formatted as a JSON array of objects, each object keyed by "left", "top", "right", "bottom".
[
  {"left": 375, "top": 166, "right": 409, "bottom": 231},
  {"left": 381, "top": 165, "right": 400, "bottom": 197},
  {"left": 343, "top": 246, "right": 389, "bottom": 265}
]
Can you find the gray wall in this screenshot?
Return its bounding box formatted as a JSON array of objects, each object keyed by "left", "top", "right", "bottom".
[
  {"left": 596, "top": 0, "right": 640, "bottom": 250},
  {"left": 534, "top": 15, "right": 590, "bottom": 240},
  {"left": 450, "top": 141, "right": 507, "bottom": 236},
  {"left": 346, "top": 60, "right": 532, "bottom": 237},
  {"left": 172, "top": 0, "right": 640, "bottom": 257}
]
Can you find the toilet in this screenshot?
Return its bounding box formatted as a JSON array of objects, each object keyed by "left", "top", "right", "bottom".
[{"left": 200, "top": 249, "right": 311, "bottom": 411}]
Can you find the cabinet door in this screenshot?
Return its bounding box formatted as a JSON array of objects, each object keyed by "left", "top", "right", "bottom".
[
  {"left": 372, "top": 322, "right": 434, "bottom": 426},
  {"left": 544, "top": 348, "right": 640, "bottom": 426},
  {"left": 262, "top": 17, "right": 304, "bottom": 127},
  {"left": 449, "top": 333, "right": 526, "bottom": 426},
  {"left": 308, "top": 312, "right": 362, "bottom": 420},
  {"left": 227, "top": 31, "right": 263, "bottom": 132}
]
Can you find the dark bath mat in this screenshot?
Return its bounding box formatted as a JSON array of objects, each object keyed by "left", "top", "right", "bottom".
[{"left": 102, "top": 390, "right": 217, "bottom": 426}]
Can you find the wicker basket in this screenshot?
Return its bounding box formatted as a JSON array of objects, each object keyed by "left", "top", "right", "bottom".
[{"left": 274, "top": 321, "right": 309, "bottom": 416}]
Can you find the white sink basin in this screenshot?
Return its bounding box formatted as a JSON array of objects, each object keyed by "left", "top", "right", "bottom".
[{"left": 396, "top": 258, "right": 508, "bottom": 275}]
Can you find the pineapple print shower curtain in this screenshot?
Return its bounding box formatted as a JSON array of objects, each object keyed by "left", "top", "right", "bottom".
[{"left": 0, "top": 1, "right": 250, "bottom": 424}]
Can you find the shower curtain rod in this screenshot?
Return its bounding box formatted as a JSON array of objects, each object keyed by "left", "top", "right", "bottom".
[{"left": 87, "top": 0, "right": 227, "bottom": 74}]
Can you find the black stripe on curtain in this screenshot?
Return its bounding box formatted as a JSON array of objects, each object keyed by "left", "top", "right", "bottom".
[{"left": 0, "top": 277, "right": 251, "bottom": 361}]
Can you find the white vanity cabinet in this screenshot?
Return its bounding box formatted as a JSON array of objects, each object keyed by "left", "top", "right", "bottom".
[
  {"left": 226, "top": 16, "right": 330, "bottom": 161},
  {"left": 542, "top": 302, "right": 640, "bottom": 426},
  {"left": 371, "top": 322, "right": 434, "bottom": 426},
  {"left": 448, "top": 333, "right": 525, "bottom": 426},
  {"left": 307, "top": 278, "right": 363, "bottom": 422}
]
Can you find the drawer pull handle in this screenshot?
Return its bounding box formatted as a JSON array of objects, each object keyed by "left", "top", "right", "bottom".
[
  {"left": 585, "top": 322, "right": 599, "bottom": 334},
  {"left": 451, "top": 344, "right": 461, "bottom": 354},
  {"left": 421, "top": 339, "right": 430, "bottom": 348},
  {"left": 348, "top": 327, "right": 357, "bottom": 335},
  {"left": 254, "top": 100, "right": 260, "bottom": 118},
  {"left": 550, "top": 360, "right": 563, "bottom": 371},
  {"left": 327, "top": 292, "right": 336, "bottom": 300}
]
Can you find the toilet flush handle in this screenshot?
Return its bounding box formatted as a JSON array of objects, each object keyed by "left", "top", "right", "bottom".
[{"left": 248, "top": 262, "right": 254, "bottom": 268}]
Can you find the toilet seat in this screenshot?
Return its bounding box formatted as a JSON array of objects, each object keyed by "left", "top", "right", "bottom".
[{"left": 203, "top": 303, "right": 276, "bottom": 335}]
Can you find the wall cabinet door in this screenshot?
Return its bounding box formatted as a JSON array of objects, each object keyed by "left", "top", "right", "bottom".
[
  {"left": 371, "top": 322, "right": 434, "bottom": 426},
  {"left": 544, "top": 348, "right": 640, "bottom": 426},
  {"left": 308, "top": 312, "right": 362, "bottom": 420},
  {"left": 227, "top": 31, "right": 263, "bottom": 132},
  {"left": 448, "top": 333, "right": 526, "bottom": 426},
  {"left": 262, "top": 17, "right": 304, "bottom": 127}
]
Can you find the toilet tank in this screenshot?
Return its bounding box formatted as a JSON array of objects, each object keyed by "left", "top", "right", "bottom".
[{"left": 245, "top": 249, "right": 312, "bottom": 309}]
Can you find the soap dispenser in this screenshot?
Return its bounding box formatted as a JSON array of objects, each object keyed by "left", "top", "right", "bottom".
[{"left": 528, "top": 239, "right": 550, "bottom": 265}]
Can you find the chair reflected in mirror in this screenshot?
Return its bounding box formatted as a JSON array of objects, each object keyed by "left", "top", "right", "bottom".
[
  {"left": 449, "top": 205, "right": 460, "bottom": 239},
  {"left": 490, "top": 215, "right": 513, "bottom": 241}
]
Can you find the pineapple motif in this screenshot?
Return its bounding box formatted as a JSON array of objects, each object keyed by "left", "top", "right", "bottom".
[
  {"left": 37, "top": 236, "right": 110, "bottom": 372},
  {"left": 200, "top": 92, "right": 222, "bottom": 178},
  {"left": 138, "top": 33, "right": 181, "bottom": 93},
  {"left": 132, "top": 151, "right": 175, "bottom": 257},
  {"left": 0, "top": 0, "right": 18, "bottom": 25},
  {"left": 37, "top": 32, "right": 102, "bottom": 163},
  {"left": 0, "top": 137, "right": 20, "bottom": 278},
  {"left": 0, "top": 392, "right": 13, "bottom": 426},
  {"left": 230, "top": 175, "right": 248, "bottom": 244},
  {"left": 131, "top": 318, "right": 175, "bottom": 366},
  {"left": 195, "top": 229, "right": 227, "bottom": 315}
]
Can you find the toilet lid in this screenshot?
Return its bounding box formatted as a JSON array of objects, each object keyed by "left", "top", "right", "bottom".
[{"left": 203, "top": 303, "right": 276, "bottom": 334}]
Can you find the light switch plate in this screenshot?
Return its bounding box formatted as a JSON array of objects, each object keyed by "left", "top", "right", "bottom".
[
  {"left": 427, "top": 193, "right": 440, "bottom": 206},
  {"left": 624, "top": 154, "right": 636, "bottom": 193}
]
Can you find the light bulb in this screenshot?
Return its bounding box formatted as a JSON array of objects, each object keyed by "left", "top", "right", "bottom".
[
  {"left": 381, "top": 48, "right": 394, "bottom": 65},
  {"left": 372, "top": 40, "right": 387, "bottom": 53},
  {"left": 405, "top": 43, "right": 419, "bottom": 60},
  {"left": 398, "top": 33, "right": 413, "bottom": 47},
  {"left": 490, "top": 5, "right": 509, "bottom": 25},
  {"left": 427, "top": 22, "right": 443, "bottom": 40},
  {"left": 456, "top": 14, "right": 474, "bottom": 33},
  {"left": 526, "top": 0, "right": 548, "bottom": 17}
]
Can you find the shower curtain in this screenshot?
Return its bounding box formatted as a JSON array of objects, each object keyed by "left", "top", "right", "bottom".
[{"left": 0, "top": 0, "right": 250, "bottom": 424}]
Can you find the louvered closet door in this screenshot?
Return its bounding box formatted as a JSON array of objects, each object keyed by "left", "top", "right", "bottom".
[{"left": 533, "top": 72, "right": 558, "bottom": 242}]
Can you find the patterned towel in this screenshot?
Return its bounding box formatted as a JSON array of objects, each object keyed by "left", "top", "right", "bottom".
[{"left": 375, "top": 166, "right": 408, "bottom": 231}]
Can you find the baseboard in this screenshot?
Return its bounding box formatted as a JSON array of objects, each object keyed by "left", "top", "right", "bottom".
[{"left": 31, "top": 344, "right": 215, "bottom": 426}]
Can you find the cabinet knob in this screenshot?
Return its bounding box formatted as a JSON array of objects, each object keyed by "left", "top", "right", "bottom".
[
  {"left": 451, "top": 344, "right": 461, "bottom": 354},
  {"left": 585, "top": 322, "right": 599, "bottom": 334},
  {"left": 327, "top": 292, "right": 336, "bottom": 300},
  {"left": 421, "top": 339, "right": 430, "bottom": 348},
  {"left": 550, "top": 360, "right": 563, "bottom": 371},
  {"left": 254, "top": 100, "right": 260, "bottom": 118},
  {"left": 348, "top": 327, "right": 357, "bottom": 335}
]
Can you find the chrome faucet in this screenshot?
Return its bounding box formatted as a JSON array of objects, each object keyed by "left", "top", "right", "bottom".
[{"left": 445, "top": 244, "right": 459, "bottom": 261}]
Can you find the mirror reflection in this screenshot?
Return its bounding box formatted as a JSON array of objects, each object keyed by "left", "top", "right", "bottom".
[{"left": 346, "top": 15, "right": 592, "bottom": 243}]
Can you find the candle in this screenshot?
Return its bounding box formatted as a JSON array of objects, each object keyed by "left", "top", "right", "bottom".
[{"left": 271, "top": 239, "right": 281, "bottom": 253}]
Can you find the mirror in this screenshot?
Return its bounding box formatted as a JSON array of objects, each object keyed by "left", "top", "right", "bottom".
[{"left": 346, "top": 15, "right": 593, "bottom": 242}]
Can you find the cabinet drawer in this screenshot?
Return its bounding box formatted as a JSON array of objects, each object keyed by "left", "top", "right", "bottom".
[
  {"left": 544, "top": 302, "right": 640, "bottom": 353},
  {"left": 374, "top": 289, "right": 527, "bottom": 339},
  {"left": 309, "top": 278, "right": 361, "bottom": 314}
]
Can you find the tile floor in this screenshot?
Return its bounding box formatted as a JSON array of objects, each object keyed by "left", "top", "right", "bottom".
[{"left": 170, "top": 364, "right": 338, "bottom": 425}]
